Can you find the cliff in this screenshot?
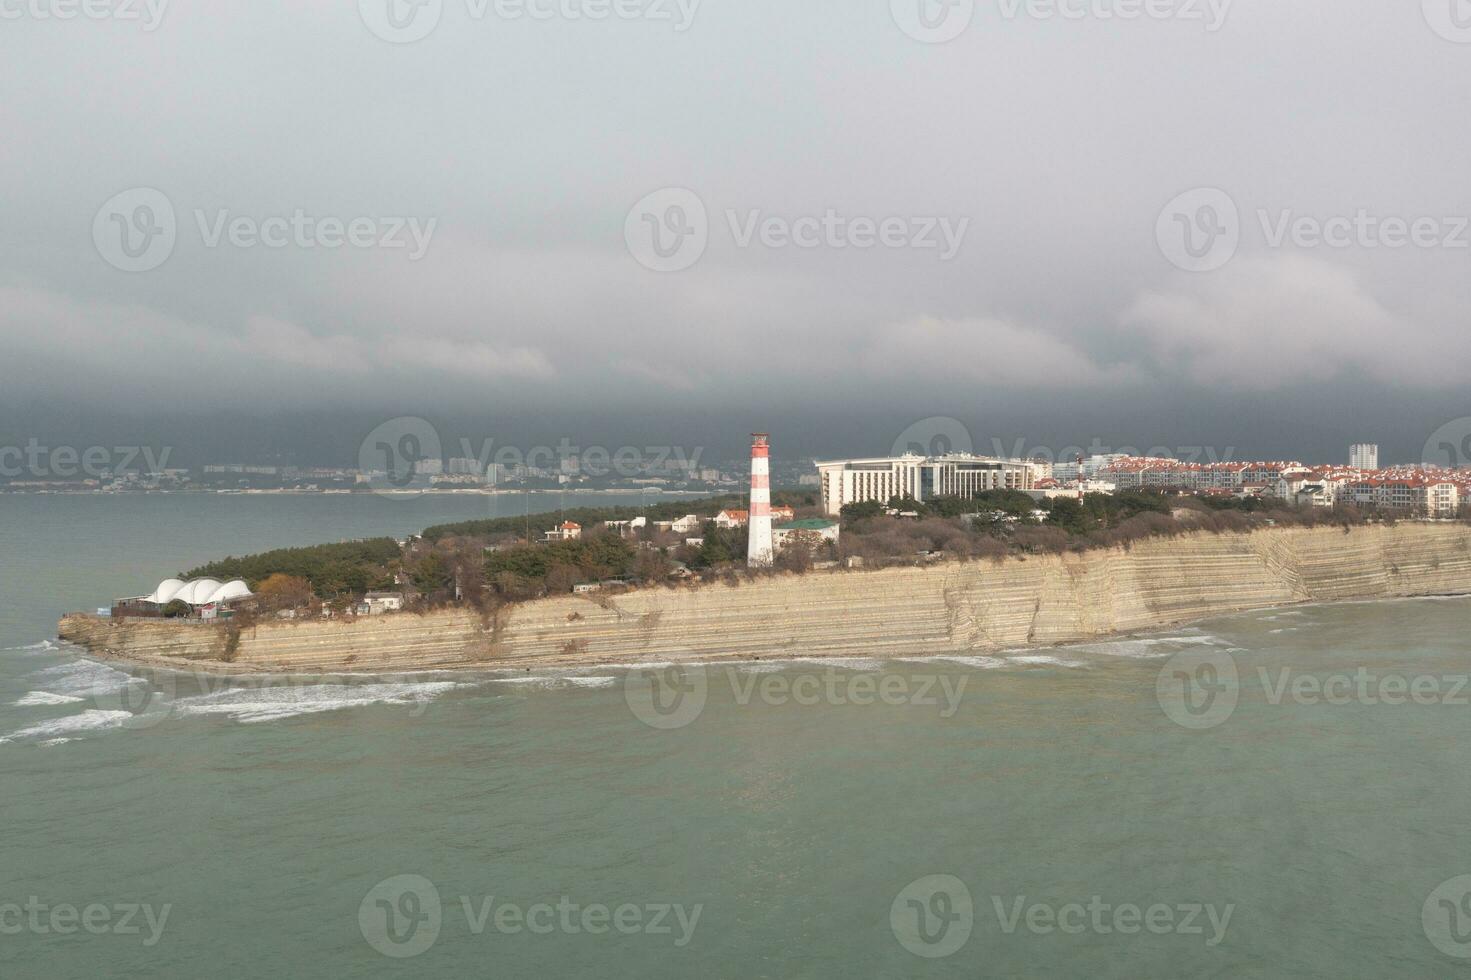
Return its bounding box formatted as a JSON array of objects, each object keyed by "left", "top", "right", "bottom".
[{"left": 58, "top": 523, "right": 1471, "bottom": 673}]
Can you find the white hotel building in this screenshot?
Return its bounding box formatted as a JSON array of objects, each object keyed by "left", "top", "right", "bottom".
[{"left": 815, "top": 453, "right": 1035, "bottom": 516}]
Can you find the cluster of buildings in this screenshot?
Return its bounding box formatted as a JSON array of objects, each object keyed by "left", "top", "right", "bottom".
[
  {"left": 809, "top": 443, "right": 1469, "bottom": 520},
  {"left": 541, "top": 502, "right": 834, "bottom": 555},
  {"left": 541, "top": 435, "right": 842, "bottom": 571},
  {"left": 1083, "top": 456, "right": 1464, "bottom": 517}
]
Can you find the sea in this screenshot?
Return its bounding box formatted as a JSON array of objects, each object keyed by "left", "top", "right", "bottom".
[{"left": 3, "top": 493, "right": 1471, "bottom": 978}]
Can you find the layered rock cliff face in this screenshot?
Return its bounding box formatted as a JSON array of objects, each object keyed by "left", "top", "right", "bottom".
[{"left": 58, "top": 523, "right": 1471, "bottom": 673}]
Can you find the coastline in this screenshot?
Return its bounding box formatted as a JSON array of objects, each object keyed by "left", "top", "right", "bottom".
[{"left": 57, "top": 522, "right": 1471, "bottom": 675}]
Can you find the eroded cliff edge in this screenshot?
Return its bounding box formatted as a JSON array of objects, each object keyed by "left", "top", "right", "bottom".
[{"left": 58, "top": 523, "right": 1471, "bottom": 673}]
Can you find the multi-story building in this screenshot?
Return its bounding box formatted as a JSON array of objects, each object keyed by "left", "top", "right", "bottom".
[
  {"left": 1099, "top": 458, "right": 1303, "bottom": 494},
  {"left": 1350, "top": 443, "right": 1379, "bottom": 470},
  {"left": 1340, "top": 478, "right": 1459, "bottom": 516},
  {"left": 815, "top": 454, "right": 1034, "bottom": 516},
  {"left": 1026, "top": 458, "right": 1055, "bottom": 483}
]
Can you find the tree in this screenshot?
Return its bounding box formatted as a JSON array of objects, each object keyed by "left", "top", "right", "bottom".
[
  {"left": 411, "top": 553, "right": 452, "bottom": 595},
  {"left": 185, "top": 538, "right": 401, "bottom": 595},
  {"left": 773, "top": 532, "right": 820, "bottom": 572},
  {"left": 254, "top": 573, "right": 314, "bottom": 611},
  {"left": 162, "top": 599, "right": 191, "bottom": 619},
  {"left": 695, "top": 528, "right": 734, "bottom": 568},
  {"left": 449, "top": 549, "right": 487, "bottom": 609},
  {"left": 840, "top": 500, "right": 884, "bottom": 522},
  {"left": 1046, "top": 498, "right": 1093, "bottom": 535},
  {"left": 633, "top": 549, "right": 673, "bottom": 583},
  {"left": 545, "top": 565, "right": 583, "bottom": 594}
]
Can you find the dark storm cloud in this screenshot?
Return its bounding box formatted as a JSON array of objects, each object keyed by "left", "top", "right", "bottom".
[{"left": 2, "top": 0, "right": 1468, "bottom": 463}]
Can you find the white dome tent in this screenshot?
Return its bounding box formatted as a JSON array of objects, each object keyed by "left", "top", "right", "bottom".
[
  {"left": 114, "top": 578, "right": 255, "bottom": 619},
  {"left": 173, "top": 579, "right": 224, "bottom": 605},
  {"left": 143, "top": 578, "right": 188, "bottom": 604}
]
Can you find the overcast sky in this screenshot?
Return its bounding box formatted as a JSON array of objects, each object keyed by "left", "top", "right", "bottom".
[{"left": 2, "top": 0, "right": 1469, "bottom": 463}]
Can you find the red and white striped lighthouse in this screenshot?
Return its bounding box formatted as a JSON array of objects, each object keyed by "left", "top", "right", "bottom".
[{"left": 747, "top": 433, "right": 774, "bottom": 567}]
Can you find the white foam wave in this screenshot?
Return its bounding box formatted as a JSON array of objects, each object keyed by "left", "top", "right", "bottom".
[
  {"left": 564, "top": 676, "right": 618, "bottom": 688},
  {"left": 1058, "top": 631, "right": 1231, "bottom": 660},
  {"left": 784, "top": 657, "right": 888, "bottom": 671},
  {"left": 170, "top": 681, "right": 463, "bottom": 724},
  {"left": 1006, "top": 655, "right": 1089, "bottom": 668},
  {"left": 13, "top": 691, "right": 86, "bottom": 707},
  {"left": 908, "top": 655, "right": 1010, "bottom": 670},
  {"left": 30, "top": 659, "right": 140, "bottom": 698},
  {"left": 1147, "top": 634, "right": 1230, "bottom": 646},
  {"left": 1258, "top": 610, "right": 1307, "bottom": 621},
  {"left": 4, "top": 639, "right": 58, "bottom": 653},
  {"left": 1063, "top": 640, "right": 1173, "bottom": 660},
  {"left": 1, "top": 710, "right": 134, "bottom": 744},
  {"left": 488, "top": 675, "right": 619, "bottom": 690}
]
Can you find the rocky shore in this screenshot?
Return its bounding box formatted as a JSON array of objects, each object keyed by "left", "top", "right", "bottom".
[{"left": 58, "top": 523, "right": 1471, "bottom": 674}]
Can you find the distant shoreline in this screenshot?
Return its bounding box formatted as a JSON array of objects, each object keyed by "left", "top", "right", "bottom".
[{"left": 0, "top": 488, "right": 723, "bottom": 497}]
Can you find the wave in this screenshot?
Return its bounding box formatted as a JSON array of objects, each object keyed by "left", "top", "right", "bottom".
[
  {"left": 778, "top": 657, "right": 889, "bottom": 671},
  {"left": 897, "top": 655, "right": 1010, "bottom": 670},
  {"left": 1052, "top": 629, "right": 1231, "bottom": 661},
  {"left": 169, "top": 680, "right": 465, "bottom": 724},
  {"left": 29, "top": 659, "right": 140, "bottom": 698},
  {"left": 1006, "top": 655, "right": 1089, "bottom": 668},
  {"left": 0, "top": 710, "right": 134, "bottom": 745},
  {"left": 487, "top": 675, "right": 619, "bottom": 690},
  {"left": 562, "top": 676, "right": 618, "bottom": 688},
  {"left": 13, "top": 691, "right": 86, "bottom": 707},
  {"left": 3, "top": 639, "right": 59, "bottom": 653},
  {"left": 1148, "top": 633, "right": 1231, "bottom": 646}
]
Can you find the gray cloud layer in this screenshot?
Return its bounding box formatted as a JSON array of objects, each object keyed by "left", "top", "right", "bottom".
[{"left": 2, "top": 0, "right": 1468, "bottom": 455}]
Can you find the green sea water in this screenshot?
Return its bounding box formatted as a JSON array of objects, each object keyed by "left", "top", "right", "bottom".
[{"left": 3, "top": 495, "right": 1471, "bottom": 978}]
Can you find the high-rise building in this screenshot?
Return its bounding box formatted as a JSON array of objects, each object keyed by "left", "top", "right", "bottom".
[
  {"left": 747, "top": 433, "right": 774, "bottom": 567},
  {"left": 1350, "top": 444, "right": 1379, "bottom": 470}
]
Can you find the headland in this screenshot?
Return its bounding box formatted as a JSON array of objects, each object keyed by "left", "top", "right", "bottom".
[{"left": 58, "top": 522, "right": 1471, "bottom": 674}]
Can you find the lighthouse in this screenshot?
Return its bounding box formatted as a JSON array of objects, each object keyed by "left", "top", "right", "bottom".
[{"left": 747, "top": 433, "right": 774, "bottom": 567}]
